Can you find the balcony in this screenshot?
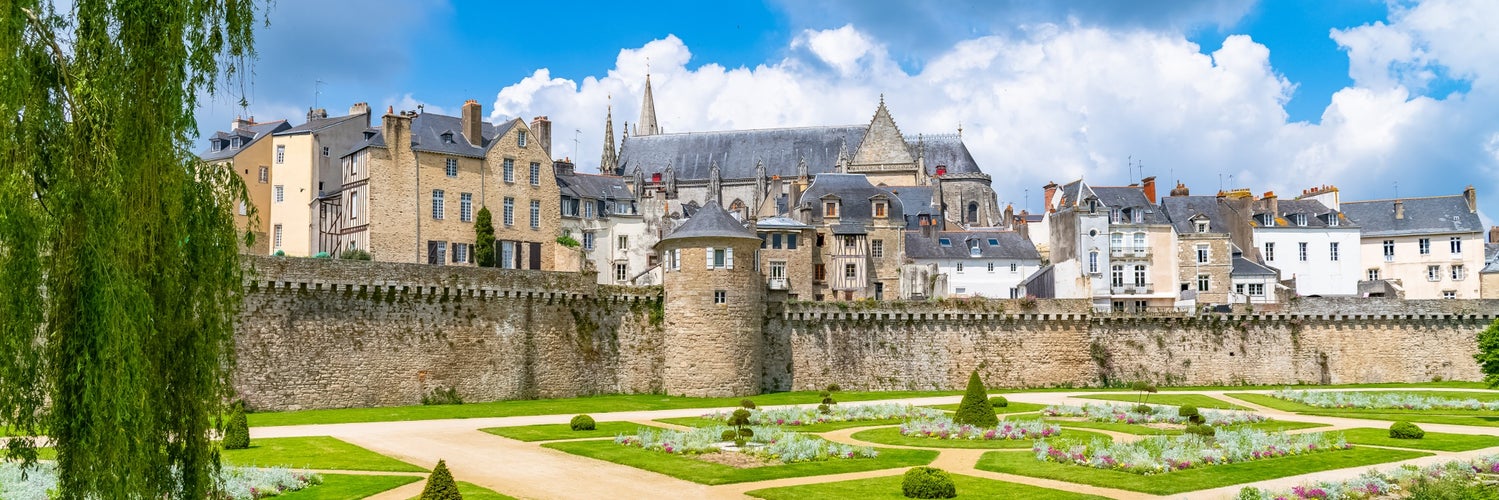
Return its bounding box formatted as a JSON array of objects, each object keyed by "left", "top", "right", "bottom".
[
  {"left": 768, "top": 278, "right": 789, "bottom": 290},
  {"left": 1109, "top": 247, "right": 1151, "bottom": 259},
  {"left": 1110, "top": 284, "right": 1154, "bottom": 295}
]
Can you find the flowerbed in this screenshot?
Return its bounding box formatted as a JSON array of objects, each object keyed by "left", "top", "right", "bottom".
[
  {"left": 1237, "top": 454, "right": 1499, "bottom": 499},
  {"left": 1042, "top": 403, "right": 1267, "bottom": 426},
  {"left": 1033, "top": 428, "right": 1350, "bottom": 475},
  {"left": 614, "top": 425, "right": 877, "bottom": 463},
  {"left": 701, "top": 403, "right": 944, "bottom": 427},
  {"left": 0, "top": 462, "right": 321, "bottom": 500},
  {"left": 1272, "top": 389, "right": 1499, "bottom": 411},
  {"left": 900, "top": 416, "right": 1061, "bottom": 441}
]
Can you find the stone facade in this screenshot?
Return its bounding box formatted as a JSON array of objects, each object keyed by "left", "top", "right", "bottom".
[
  {"left": 1176, "top": 233, "right": 1232, "bottom": 305},
  {"left": 660, "top": 239, "right": 765, "bottom": 397}
]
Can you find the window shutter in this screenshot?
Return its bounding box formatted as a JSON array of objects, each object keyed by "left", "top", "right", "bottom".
[
  {"left": 726, "top": 248, "right": 735, "bottom": 269},
  {"left": 706, "top": 247, "right": 714, "bottom": 268}
]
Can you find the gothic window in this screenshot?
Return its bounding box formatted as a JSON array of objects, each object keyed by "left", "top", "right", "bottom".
[{"left": 967, "top": 202, "right": 978, "bottom": 224}]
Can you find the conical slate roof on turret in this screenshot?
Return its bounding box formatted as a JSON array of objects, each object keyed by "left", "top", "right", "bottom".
[{"left": 658, "top": 201, "right": 759, "bottom": 244}]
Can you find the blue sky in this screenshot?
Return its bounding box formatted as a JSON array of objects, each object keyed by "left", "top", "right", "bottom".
[{"left": 200, "top": 0, "right": 1499, "bottom": 221}]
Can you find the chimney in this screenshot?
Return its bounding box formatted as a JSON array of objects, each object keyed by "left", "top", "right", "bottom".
[
  {"left": 1262, "top": 191, "right": 1278, "bottom": 220},
  {"left": 306, "top": 107, "right": 328, "bottom": 121},
  {"left": 231, "top": 116, "right": 255, "bottom": 131},
  {"left": 1142, "top": 176, "right": 1157, "bottom": 203},
  {"left": 1003, "top": 204, "right": 1015, "bottom": 229},
  {"left": 1042, "top": 181, "right": 1059, "bottom": 213},
  {"left": 350, "top": 102, "right": 371, "bottom": 127},
  {"left": 461, "top": 99, "right": 482, "bottom": 146},
  {"left": 1465, "top": 185, "right": 1477, "bottom": 213},
  {"left": 1394, "top": 199, "right": 1405, "bottom": 220},
  {"left": 529, "top": 116, "right": 552, "bottom": 157},
  {"left": 1490, "top": 226, "right": 1499, "bottom": 244},
  {"left": 382, "top": 106, "right": 411, "bottom": 154},
  {"left": 552, "top": 157, "right": 575, "bottom": 177}
]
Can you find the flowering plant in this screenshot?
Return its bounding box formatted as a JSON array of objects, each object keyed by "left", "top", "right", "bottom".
[
  {"left": 1032, "top": 428, "right": 1350, "bottom": 475},
  {"left": 701, "top": 403, "right": 944, "bottom": 427},
  {"left": 900, "top": 416, "right": 1061, "bottom": 441},
  {"left": 1238, "top": 454, "right": 1499, "bottom": 499},
  {"left": 0, "top": 463, "right": 321, "bottom": 500},
  {"left": 614, "top": 425, "right": 877, "bottom": 463},
  {"left": 1042, "top": 403, "right": 1267, "bottom": 426},
  {"left": 1272, "top": 389, "right": 1499, "bottom": 411}
]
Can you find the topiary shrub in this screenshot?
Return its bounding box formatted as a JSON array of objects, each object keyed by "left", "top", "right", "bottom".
[
  {"left": 721, "top": 429, "right": 737, "bottom": 441},
  {"left": 339, "top": 248, "right": 372, "bottom": 260},
  {"left": 1178, "top": 405, "right": 1199, "bottom": 418},
  {"left": 740, "top": 399, "right": 757, "bottom": 409},
  {"left": 1134, "top": 404, "right": 1155, "bottom": 415},
  {"left": 221, "top": 402, "right": 250, "bottom": 450},
  {"left": 726, "top": 408, "right": 754, "bottom": 446},
  {"left": 1185, "top": 424, "right": 1216, "bottom": 438},
  {"left": 420, "top": 459, "right": 462, "bottom": 500},
  {"left": 954, "top": 371, "right": 998, "bottom": 428},
  {"left": 988, "top": 396, "right": 1008, "bottom": 408},
  {"left": 1389, "top": 421, "right": 1425, "bottom": 439},
  {"left": 570, "top": 414, "right": 596, "bottom": 431},
  {"left": 902, "top": 467, "right": 957, "bottom": 499},
  {"left": 827, "top": 383, "right": 842, "bottom": 392},
  {"left": 818, "top": 390, "right": 837, "bottom": 414}
]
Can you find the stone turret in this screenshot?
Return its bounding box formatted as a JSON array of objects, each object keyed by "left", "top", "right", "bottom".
[{"left": 657, "top": 201, "right": 764, "bottom": 397}]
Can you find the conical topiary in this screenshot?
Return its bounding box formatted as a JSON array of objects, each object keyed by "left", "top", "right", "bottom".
[
  {"left": 420, "top": 459, "right": 463, "bottom": 500},
  {"left": 953, "top": 370, "right": 997, "bottom": 427},
  {"left": 221, "top": 402, "right": 250, "bottom": 450}
]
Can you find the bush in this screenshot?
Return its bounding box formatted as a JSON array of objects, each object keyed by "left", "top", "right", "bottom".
[
  {"left": 272, "top": 249, "right": 286, "bottom": 257},
  {"left": 421, "top": 387, "right": 463, "bottom": 406},
  {"left": 827, "top": 383, "right": 842, "bottom": 392},
  {"left": 817, "top": 403, "right": 831, "bottom": 415},
  {"left": 570, "top": 414, "right": 596, "bottom": 431},
  {"left": 1235, "top": 487, "right": 1264, "bottom": 500},
  {"left": 420, "top": 459, "right": 462, "bottom": 500},
  {"left": 1178, "top": 405, "right": 1199, "bottom": 418},
  {"left": 312, "top": 251, "right": 331, "bottom": 259},
  {"left": 721, "top": 429, "right": 737, "bottom": 441},
  {"left": 1390, "top": 421, "right": 1425, "bottom": 439},
  {"left": 954, "top": 371, "right": 998, "bottom": 427},
  {"left": 222, "top": 402, "right": 250, "bottom": 450},
  {"left": 726, "top": 408, "right": 753, "bottom": 446},
  {"left": 339, "top": 248, "right": 372, "bottom": 260},
  {"left": 902, "top": 467, "right": 957, "bottom": 499},
  {"left": 1185, "top": 424, "right": 1216, "bottom": 438},
  {"left": 740, "top": 399, "right": 757, "bottom": 409},
  {"left": 988, "top": 396, "right": 1008, "bottom": 408},
  {"left": 1134, "top": 404, "right": 1155, "bottom": 415}
]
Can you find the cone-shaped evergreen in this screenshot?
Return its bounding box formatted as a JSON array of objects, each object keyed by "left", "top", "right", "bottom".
[
  {"left": 953, "top": 371, "right": 997, "bottom": 427},
  {"left": 221, "top": 404, "right": 249, "bottom": 450},
  {"left": 421, "top": 460, "right": 463, "bottom": 499}
]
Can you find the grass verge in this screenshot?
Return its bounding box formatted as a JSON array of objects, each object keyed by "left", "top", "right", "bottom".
[
  {"left": 276, "top": 474, "right": 421, "bottom": 500},
  {"left": 480, "top": 421, "right": 663, "bottom": 442},
  {"left": 1338, "top": 427, "right": 1499, "bottom": 452},
  {"left": 1227, "top": 393, "right": 1499, "bottom": 428},
  {"left": 975, "top": 447, "right": 1429, "bottom": 495},
  {"left": 654, "top": 416, "right": 903, "bottom": 433},
  {"left": 745, "top": 472, "right": 1110, "bottom": 500},
  {"left": 850, "top": 426, "right": 1111, "bottom": 449},
  {"left": 1072, "top": 393, "right": 1250, "bottom": 410},
  {"left": 542, "top": 439, "right": 937, "bottom": 485},
  {"left": 222, "top": 436, "right": 425, "bottom": 472}
]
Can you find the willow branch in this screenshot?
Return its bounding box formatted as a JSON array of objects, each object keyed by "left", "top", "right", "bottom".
[{"left": 20, "top": 7, "right": 79, "bottom": 117}]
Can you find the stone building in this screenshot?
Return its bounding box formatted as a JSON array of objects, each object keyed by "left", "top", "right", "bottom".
[
  {"left": 1343, "top": 188, "right": 1484, "bottom": 299},
  {"left": 1042, "top": 177, "right": 1182, "bottom": 312},
  {"left": 199, "top": 117, "right": 292, "bottom": 254},
  {"left": 658, "top": 201, "right": 763, "bottom": 397},
  {"left": 268, "top": 104, "right": 372, "bottom": 257},
  {"left": 554, "top": 159, "right": 656, "bottom": 284},
  {"left": 334, "top": 102, "right": 562, "bottom": 268},
  {"left": 1160, "top": 188, "right": 1262, "bottom": 306},
  {"left": 755, "top": 215, "right": 816, "bottom": 300},
  {"left": 797, "top": 173, "right": 907, "bottom": 301}
]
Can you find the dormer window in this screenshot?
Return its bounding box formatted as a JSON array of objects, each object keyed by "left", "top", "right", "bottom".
[
  {"left": 211, "top": 140, "right": 222, "bottom": 152},
  {"left": 230, "top": 137, "right": 241, "bottom": 149},
  {"left": 1292, "top": 214, "right": 1307, "bottom": 226},
  {"left": 1132, "top": 209, "right": 1143, "bottom": 223},
  {"left": 968, "top": 239, "right": 980, "bottom": 256},
  {"left": 441, "top": 131, "right": 455, "bottom": 144},
  {"left": 938, "top": 238, "right": 952, "bottom": 247},
  {"left": 1110, "top": 208, "right": 1122, "bottom": 223},
  {"left": 873, "top": 200, "right": 888, "bottom": 218},
  {"left": 824, "top": 200, "right": 839, "bottom": 218},
  {"left": 988, "top": 238, "right": 999, "bottom": 246},
  {"left": 363, "top": 131, "right": 376, "bottom": 140},
  {"left": 1328, "top": 214, "right": 1339, "bottom": 227},
  {"left": 1195, "top": 220, "right": 1209, "bottom": 233}
]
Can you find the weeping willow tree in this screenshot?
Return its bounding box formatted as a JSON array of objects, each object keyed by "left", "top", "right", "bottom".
[{"left": 0, "top": 0, "right": 262, "bottom": 497}]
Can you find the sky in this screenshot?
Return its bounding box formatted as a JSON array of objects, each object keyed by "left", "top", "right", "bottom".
[{"left": 196, "top": 0, "right": 1499, "bottom": 222}]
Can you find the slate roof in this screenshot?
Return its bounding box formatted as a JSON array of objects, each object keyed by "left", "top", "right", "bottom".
[
  {"left": 904, "top": 230, "right": 1040, "bottom": 260},
  {"left": 1162, "top": 196, "right": 1235, "bottom": 234},
  {"left": 1482, "top": 243, "right": 1499, "bottom": 274},
  {"left": 1232, "top": 255, "right": 1278, "bottom": 277},
  {"left": 800, "top": 173, "right": 905, "bottom": 224},
  {"left": 199, "top": 120, "right": 290, "bottom": 161},
  {"left": 1053, "top": 180, "right": 1169, "bottom": 223},
  {"left": 616, "top": 126, "right": 982, "bottom": 181},
  {"left": 658, "top": 201, "right": 758, "bottom": 244},
  {"left": 1251, "top": 199, "right": 1354, "bottom": 228},
  {"left": 558, "top": 172, "right": 633, "bottom": 201},
  {"left": 755, "top": 216, "right": 811, "bottom": 229},
  {"left": 908, "top": 134, "right": 978, "bottom": 173},
  {"left": 884, "top": 185, "right": 938, "bottom": 229},
  {"left": 1342, "top": 195, "right": 1483, "bottom": 237},
  {"left": 274, "top": 113, "right": 366, "bottom": 136},
  {"left": 344, "top": 112, "right": 519, "bottom": 159}
]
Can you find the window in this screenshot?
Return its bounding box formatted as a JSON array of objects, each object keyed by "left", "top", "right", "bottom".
[
  {"left": 1293, "top": 213, "right": 1307, "bottom": 226},
  {"left": 1298, "top": 242, "right": 1308, "bottom": 261},
  {"left": 615, "top": 263, "right": 628, "bottom": 282},
  {"left": 1428, "top": 265, "right": 1441, "bottom": 281},
  {"left": 1419, "top": 238, "right": 1430, "bottom": 254},
  {"left": 1110, "top": 208, "right": 1122, "bottom": 223},
  {"left": 529, "top": 200, "right": 540, "bottom": 228},
  {"left": 1236, "top": 284, "right": 1245, "bottom": 294},
  {"left": 272, "top": 224, "right": 283, "bottom": 250},
  {"left": 445, "top": 158, "right": 458, "bottom": 177},
  {"left": 787, "top": 234, "right": 798, "bottom": 249},
  {"left": 871, "top": 240, "right": 884, "bottom": 258},
  {"left": 1328, "top": 214, "right": 1339, "bottom": 226},
  {"left": 814, "top": 263, "right": 826, "bottom": 281},
  {"left": 1089, "top": 251, "right": 1099, "bottom": 274},
  {"left": 1132, "top": 233, "right": 1146, "bottom": 252},
  {"left": 843, "top": 235, "right": 857, "bottom": 248},
  {"left": 454, "top": 243, "right": 470, "bottom": 264},
  {"left": 771, "top": 233, "right": 782, "bottom": 249},
  {"left": 562, "top": 197, "right": 579, "bottom": 217},
  {"left": 1383, "top": 240, "right": 1394, "bottom": 262},
  {"left": 618, "top": 235, "right": 628, "bottom": 252},
  {"left": 706, "top": 247, "right": 731, "bottom": 269},
  {"left": 845, "top": 263, "right": 858, "bottom": 279},
  {"left": 938, "top": 238, "right": 951, "bottom": 247},
  {"left": 274, "top": 185, "right": 284, "bottom": 203},
  {"left": 460, "top": 193, "right": 473, "bottom": 222},
  {"left": 503, "top": 159, "right": 515, "bottom": 183},
  {"left": 237, "top": 201, "right": 247, "bottom": 216},
  {"left": 1368, "top": 268, "right": 1380, "bottom": 281},
  {"left": 1451, "top": 237, "right": 1463, "bottom": 254},
  {"left": 824, "top": 201, "right": 839, "bottom": 217},
  {"left": 1133, "top": 265, "right": 1146, "bottom": 286},
  {"left": 258, "top": 166, "right": 268, "bottom": 183},
  {"left": 1248, "top": 283, "right": 1264, "bottom": 296},
  {"left": 873, "top": 201, "right": 887, "bottom": 218},
  {"left": 517, "top": 130, "right": 528, "bottom": 147},
  {"left": 1111, "top": 265, "right": 1124, "bottom": 287},
  {"left": 1444, "top": 291, "right": 1457, "bottom": 299},
  {"left": 430, "top": 190, "right": 445, "bottom": 219},
  {"left": 321, "top": 146, "right": 330, "bottom": 157},
  {"left": 1196, "top": 244, "right": 1209, "bottom": 264},
  {"left": 1453, "top": 264, "right": 1466, "bottom": 280},
  {"left": 349, "top": 191, "right": 359, "bottom": 220},
  {"left": 714, "top": 290, "right": 726, "bottom": 304},
  {"left": 530, "top": 162, "right": 541, "bottom": 185},
  {"left": 501, "top": 241, "right": 515, "bottom": 269},
  {"left": 671, "top": 248, "right": 681, "bottom": 270},
  {"left": 987, "top": 262, "right": 995, "bottom": 272},
  {"left": 1010, "top": 263, "right": 1018, "bottom": 273},
  {"left": 1110, "top": 233, "right": 1123, "bottom": 250},
  {"left": 988, "top": 238, "right": 1000, "bottom": 246},
  {"left": 1132, "top": 209, "right": 1142, "bottom": 223},
  {"left": 275, "top": 145, "right": 285, "bottom": 164},
  {"left": 503, "top": 197, "right": 515, "bottom": 226},
  {"left": 1264, "top": 242, "right": 1275, "bottom": 261},
  {"left": 583, "top": 232, "right": 595, "bottom": 250},
  {"left": 1197, "top": 274, "right": 1209, "bottom": 291},
  {"left": 582, "top": 199, "right": 594, "bottom": 219},
  {"left": 956, "top": 262, "right": 964, "bottom": 274},
  {"left": 1329, "top": 242, "right": 1340, "bottom": 261},
  {"left": 428, "top": 240, "right": 447, "bottom": 265},
  {"left": 1195, "top": 220, "right": 1209, "bottom": 233},
  {"left": 232, "top": 137, "right": 241, "bottom": 149},
  {"left": 770, "top": 261, "right": 786, "bottom": 281}
]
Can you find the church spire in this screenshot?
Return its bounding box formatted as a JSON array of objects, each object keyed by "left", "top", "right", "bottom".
[
  {"left": 637, "top": 73, "right": 660, "bottom": 136},
  {"left": 600, "top": 97, "right": 617, "bottom": 174}
]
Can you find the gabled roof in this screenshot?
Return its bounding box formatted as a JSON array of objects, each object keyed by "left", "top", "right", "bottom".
[
  {"left": 343, "top": 112, "right": 520, "bottom": 159},
  {"left": 274, "top": 113, "right": 367, "bottom": 136},
  {"left": 557, "top": 172, "right": 633, "bottom": 201},
  {"left": 1162, "top": 196, "right": 1235, "bottom": 234},
  {"left": 800, "top": 173, "right": 905, "bottom": 225},
  {"left": 199, "top": 120, "right": 291, "bottom": 161},
  {"left": 1232, "top": 255, "right": 1278, "bottom": 277},
  {"left": 909, "top": 135, "right": 975, "bottom": 173},
  {"left": 904, "top": 230, "right": 1040, "bottom": 260},
  {"left": 658, "top": 201, "right": 758, "bottom": 244},
  {"left": 1342, "top": 195, "right": 1482, "bottom": 237}
]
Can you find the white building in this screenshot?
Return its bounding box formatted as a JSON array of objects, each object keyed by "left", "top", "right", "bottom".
[
  {"left": 1342, "top": 188, "right": 1485, "bottom": 299},
  {"left": 904, "top": 230, "right": 1041, "bottom": 298},
  {"left": 1251, "top": 195, "right": 1361, "bottom": 296},
  {"left": 1041, "top": 178, "right": 1182, "bottom": 312},
  {"left": 556, "top": 161, "right": 659, "bottom": 285}
]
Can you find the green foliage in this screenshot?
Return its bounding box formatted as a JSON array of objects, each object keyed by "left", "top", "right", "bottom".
[
  {"left": 1185, "top": 424, "right": 1216, "bottom": 438},
  {"left": 1178, "top": 405, "right": 1199, "bottom": 418},
  {"left": 1407, "top": 473, "right": 1499, "bottom": 500},
  {"left": 989, "top": 396, "right": 1009, "bottom": 408},
  {"left": 474, "top": 207, "right": 496, "bottom": 267},
  {"left": 1134, "top": 404, "right": 1155, "bottom": 415},
  {"left": 556, "top": 235, "right": 581, "bottom": 248},
  {"left": 339, "top": 248, "right": 372, "bottom": 260},
  {"left": 725, "top": 409, "right": 753, "bottom": 446},
  {"left": 1131, "top": 381, "right": 1159, "bottom": 405},
  {"left": 420, "top": 459, "right": 463, "bottom": 500},
  {"left": 312, "top": 252, "right": 331, "bottom": 259},
  {"left": 221, "top": 403, "right": 250, "bottom": 450},
  {"left": 740, "top": 399, "right": 756, "bottom": 409},
  {"left": 901, "top": 467, "right": 957, "bottom": 499},
  {"left": 954, "top": 371, "right": 998, "bottom": 427},
  {"left": 0, "top": 1, "right": 262, "bottom": 496},
  {"left": 570, "top": 415, "right": 596, "bottom": 431},
  {"left": 817, "top": 404, "right": 832, "bottom": 415},
  {"left": 421, "top": 387, "right": 464, "bottom": 406},
  {"left": 1235, "top": 487, "right": 1264, "bottom": 500},
  {"left": 272, "top": 249, "right": 286, "bottom": 256},
  {"left": 1390, "top": 421, "right": 1425, "bottom": 439},
  {"left": 827, "top": 383, "right": 842, "bottom": 392}
]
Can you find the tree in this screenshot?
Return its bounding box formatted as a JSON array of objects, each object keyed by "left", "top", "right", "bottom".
[
  {"left": 474, "top": 206, "right": 496, "bottom": 267},
  {"left": 1477, "top": 319, "right": 1499, "bottom": 387},
  {"left": 0, "top": 1, "right": 260, "bottom": 497},
  {"left": 420, "top": 459, "right": 463, "bottom": 500},
  {"left": 953, "top": 371, "right": 998, "bottom": 427},
  {"left": 221, "top": 402, "right": 250, "bottom": 450}
]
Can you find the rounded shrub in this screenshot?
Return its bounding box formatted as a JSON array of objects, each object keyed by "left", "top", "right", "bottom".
[
  {"left": 420, "top": 459, "right": 462, "bottom": 500},
  {"left": 221, "top": 403, "right": 250, "bottom": 450},
  {"left": 988, "top": 396, "right": 1008, "bottom": 408},
  {"left": 954, "top": 371, "right": 997, "bottom": 428},
  {"left": 721, "top": 429, "right": 737, "bottom": 441},
  {"left": 740, "top": 399, "right": 757, "bottom": 409},
  {"left": 817, "top": 403, "right": 831, "bottom": 415},
  {"left": 1134, "top": 404, "right": 1155, "bottom": 415},
  {"left": 1178, "top": 405, "right": 1199, "bottom": 418},
  {"left": 1389, "top": 421, "right": 1425, "bottom": 439},
  {"left": 1185, "top": 424, "right": 1216, "bottom": 438},
  {"left": 827, "top": 383, "right": 842, "bottom": 392},
  {"left": 902, "top": 467, "right": 957, "bottom": 499},
  {"left": 570, "top": 414, "right": 596, "bottom": 431}
]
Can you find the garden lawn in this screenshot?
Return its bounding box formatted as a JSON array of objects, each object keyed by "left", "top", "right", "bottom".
[
  {"left": 1003, "top": 381, "right": 1489, "bottom": 393},
  {"left": 1227, "top": 393, "right": 1499, "bottom": 428},
  {"left": 926, "top": 401, "right": 1046, "bottom": 414},
  {"left": 975, "top": 447, "right": 1429, "bottom": 495},
  {"left": 1338, "top": 427, "right": 1499, "bottom": 452},
  {"left": 654, "top": 416, "right": 902, "bottom": 433},
  {"left": 1073, "top": 393, "right": 1249, "bottom": 410},
  {"left": 1043, "top": 419, "right": 1326, "bottom": 436},
  {"left": 850, "top": 426, "right": 1112, "bottom": 449},
  {"left": 406, "top": 482, "right": 515, "bottom": 500},
  {"left": 481, "top": 421, "right": 664, "bottom": 442},
  {"left": 247, "top": 390, "right": 960, "bottom": 427},
  {"left": 221, "top": 436, "right": 425, "bottom": 472},
  {"left": 275, "top": 474, "right": 421, "bottom": 500},
  {"left": 746, "top": 472, "right": 1109, "bottom": 500},
  {"left": 542, "top": 440, "right": 937, "bottom": 485}
]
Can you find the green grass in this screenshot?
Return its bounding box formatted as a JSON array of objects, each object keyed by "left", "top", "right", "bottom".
[
  {"left": 746, "top": 472, "right": 1111, "bottom": 500},
  {"left": 655, "top": 416, "right": 904, "bottom": 433},
  {"left": 1072, "top": 393, "right": 1250, "bottom": 410},
  {"left": 976, "top": 447, "right": 1429, "bottom": 495},
  {"left": 276, "top": 474, "right": 421, "bottom": 500},
  {"left": 543, "top": 439, "right": 938, "bottom": 485},
  {"left": 850, "top": 426, "right": 1111, "bottom": 449},
  {"left": 926, "top": 401, "right": 1047, "bottom": 414},
  {"left": 1003, "top": 381, "right": 1490, "bottom": 393},
  {"left": 1338, "top": 427, "right": 1499, "bottom": 451},
  {"left": 247, "top": 390, "right": 961, "bottom": 427},
  {"left": 480, "top": 421, "right": 664, "bottom": 442},
  {"left": 1228, "top": 393, "right": 1499, "bottom": 428},
  {"left": 406, "top": 482, "right": 516, "bottom": 500},
  {"left": 222, "top": 436, "right": 425, "bottom": 472},
  {"left": 1043, "top": 419, "right": 1327, "bottom": 436}
]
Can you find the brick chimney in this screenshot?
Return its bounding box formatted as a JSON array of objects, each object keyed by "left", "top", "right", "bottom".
[
  {"left": 349, "top": 102, "right": 371, "bottom": 127},
  {"left": 1394, "top": 199, "right": 1405, "bottom": 220},
  {"left": 552, "top": 157, "right": 575, "bottom": 177},
  {"left": 1142, "top": 176, "right": 1157, "bottom": 203},
  {"left": 231, "top": 116, "right": 255, "bottom": 131},
  {"left": 1490, "top": 226, "right": 1499, "bottom": 243},
  {"left": 1262, "top": 191, "right": 1278, "bottom": 220},
  {"left": 306, "top": 107, "right": 328, "bottom": 121},
  {"left": 1465, "top": 185, "right": 1477, "bottom": 213},
  {"left": 461, "top": 99, "right": 482, "bottom": 146},
  {"left": 1043, "top": 181, "right": 1059, "bottom": 213},
  {"left": 529, "top": 116, "right": 552, "bottom": 158}
]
